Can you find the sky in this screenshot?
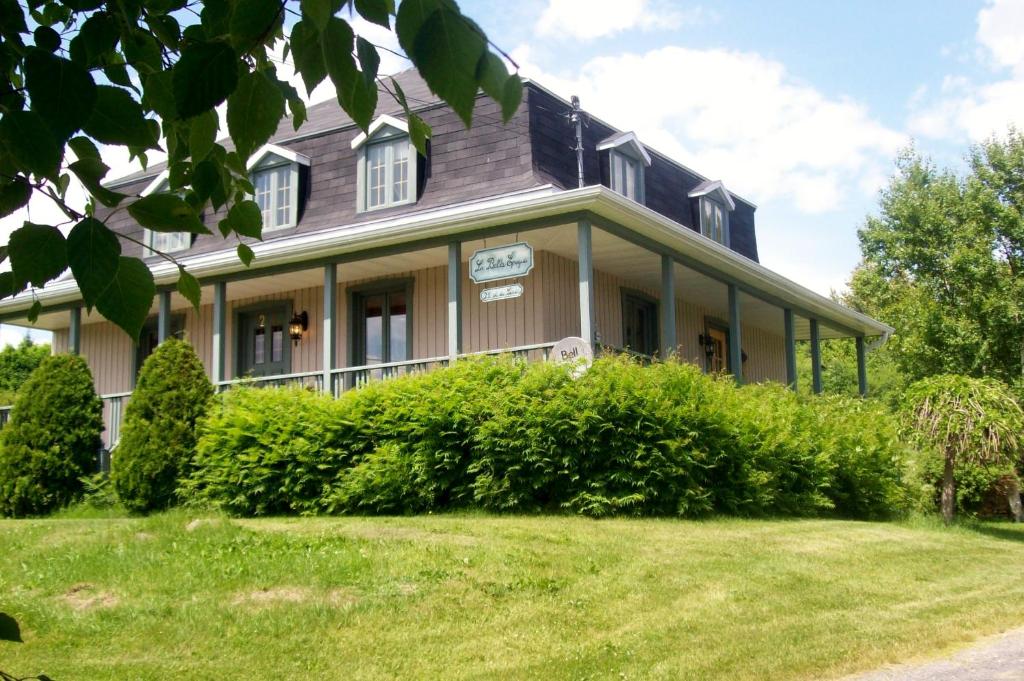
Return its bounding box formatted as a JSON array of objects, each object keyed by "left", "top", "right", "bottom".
[{"left": 3, "top": 0, "right": 1024, "bottom": 347}]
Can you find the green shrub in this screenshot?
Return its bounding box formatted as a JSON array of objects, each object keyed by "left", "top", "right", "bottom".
[
  {"left": 113, "top": 339, "right": 213, "bottom": 513},
  {"left": 184, "top": 386, "right": 350, "bottom": 515},
  {"left": 0, "top": 354, "right": 103, "bottom": 517},
  {"left": 184, "top": 356, "right": 913, "bottom": 519}
]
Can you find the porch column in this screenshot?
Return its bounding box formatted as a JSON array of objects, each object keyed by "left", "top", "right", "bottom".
[
  {"left": 784, "top": 307, "right": 797, "bottom": 390},
  {"left": 660, "top": 254, "right": 676, "bottom": 360},
  {"left": 578, "top": 219, "right": 595, "bottom": 344},
  {"left": 448, "top": 241, "right": 462, "bottom": 361},
  {"left": 810, "top": 318, "right": 822, "bottom": 395},
  {"left": 323, "top": 263, "right": 337, "bottom": 395},
  {"left": 728, "top": 283, "right": 742, "bottom": 385},
  {"left": 856, "top": 335, "right": 868, "bottom": 397},
  {"left": 157, "top": 290, "right": 171, "bottom": 343},
  {"left": 212, "top": 281, "right": 226, "bottom": 386},
  {"left": 69, "top": 306, "right": 81, "bottom": 354}
]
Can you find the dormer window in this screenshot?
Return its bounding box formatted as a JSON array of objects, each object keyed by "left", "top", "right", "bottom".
[
  {"left": 688, "top": 180, "right": 736, "bottom": 247},
  {"left": 352, "top": 114, "right": 423, "bottom": 213},
  {"left": 137, "top": 177, "right": 194, "bottom": 256},
  {"left": 248, "top": 145, "right": 310, "bottom": 233},
  {"left": 597, "top": 131, "right": 652, "bottom": 204}
]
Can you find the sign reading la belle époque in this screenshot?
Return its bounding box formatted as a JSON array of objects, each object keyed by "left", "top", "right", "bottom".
[{"left": 468, "top": 242, "right": 534, "bottom": 284}]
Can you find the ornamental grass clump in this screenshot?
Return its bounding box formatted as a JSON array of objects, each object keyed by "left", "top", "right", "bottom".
[
  {"left": 0, "top": 354, "right": 103, "bottom": 517},
  {"left": 904, "top": 374, "right": 1023, "bottom": 523},
  {"left": 113, "top": 339, "right": 213, "bottom": 513}
]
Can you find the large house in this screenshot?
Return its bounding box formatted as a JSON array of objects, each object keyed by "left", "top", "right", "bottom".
[{"left": 0, "top": 71, "right": 891, "bottom": 446}]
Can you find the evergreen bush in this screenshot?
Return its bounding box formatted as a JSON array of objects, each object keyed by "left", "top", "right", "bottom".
[
  {"left": 0, "top": 354, "right": 103, "bottom": 517},
  {"left": 184, "top": 356, "right": 913, "bottom": 519},
  {"left": 112, "top": 339, "right": 213, "bottom": 513}
]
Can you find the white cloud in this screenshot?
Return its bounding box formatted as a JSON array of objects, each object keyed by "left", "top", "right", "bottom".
[
  {"left": 535, "top": 0, "right": 710, "bottom": 41},
  {"left": 908, "top": 0, "right": 1024, "bottom": 142},
  {"left": 514, "top": 44, "right": 904, "bottom": 214}
]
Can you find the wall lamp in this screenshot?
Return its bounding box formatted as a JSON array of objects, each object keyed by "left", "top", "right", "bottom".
[{"left": 289, "top": 311, "right": 308, "bottom": 343}]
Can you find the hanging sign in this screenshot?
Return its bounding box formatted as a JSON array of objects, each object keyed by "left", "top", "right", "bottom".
[
  {"left": 480, "top": 283, "right": 524, "bottom": 302},
  {"left": 550, "top": 336, "right": 594, "bottom": 376},
  {"left": 468, "top": 242, "right": 534, "bottom": 283}
]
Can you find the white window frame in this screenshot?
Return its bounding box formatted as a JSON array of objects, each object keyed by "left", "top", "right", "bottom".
[
  {"left": 353, "top": 114, "right": 422, "bottom": 214},
  {"left": 138, "top": 179, "right": 193, "bottom": 256},
  {"left": 251, "top": 158, "right": 299, "bottom": 233},
  {"left": 597, "top": 131, "right": 652, "bottom": 205},
  {"left": 699, "top": 197, "right": 729, "bottom": 245}
]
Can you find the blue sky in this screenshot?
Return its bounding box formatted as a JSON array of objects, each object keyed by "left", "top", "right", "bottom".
[{"left": 3, "top": 0, "right": 1024, "bottom": 347}]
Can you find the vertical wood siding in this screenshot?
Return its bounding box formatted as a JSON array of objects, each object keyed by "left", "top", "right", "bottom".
[
  {"left": 77, "top": 320, "right": 134, "bottom": 394},
  {"left": 52, "top": 329, "right": 68, "bottom": 354}
]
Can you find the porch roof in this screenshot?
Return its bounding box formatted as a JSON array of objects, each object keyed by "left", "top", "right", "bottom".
[{"left": 0, "top": 185, "right": 891, "bottom": 340}]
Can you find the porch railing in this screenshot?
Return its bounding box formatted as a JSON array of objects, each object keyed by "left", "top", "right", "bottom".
[{"left": 0, "top": 341, "right": 563, "bottom": 457}]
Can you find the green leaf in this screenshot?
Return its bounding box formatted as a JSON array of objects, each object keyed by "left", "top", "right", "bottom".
[
  {"left": 322, "top": 17, "right": 377, "bottom": 130},
  {"left": 289, "top": 20, "right": 328, "bottom": 97},
  {"left": 230, "top": 0, "right": 284, "bottom": 49},
  {"left": 300, "top": 0, "right": 338, "bottom": 31},
  {"left": 69, "top": 158, "right": 127, "bottom": 207},
  {"left": 0, "top": 272, "right": 25, "bottom": 300},
  {"left": 122, "top": 30, "right": 163, "bottom": 74},
  {"left": 177, "top": 266, "right": 202, "bottom": 310},
  {"left": 8, "top": 222, "right": 68, "bottom": 288},
  {"left": 66, "top": 217, "right": 121, "bottom": 310},
  {"left": 173, "top": 40, "right": 239, "bottom": 120},
  {"left": 288, "top": 96, "right": 308, "bottom": 131},
  {"left": 68, "top": 135, "right": 101, "bottom": 161},
  {"left": 146, "top": 14, "right": 181, "bottom": 48},
  {"left": 142, "top": 71, "right": 177, "bottom": 120},
  {"left": 408, "top": 5, "right": 485, "bottom": 127},
  {"left": 356, "top": 37, "right": 380, "bottom": 87},
  {"left": 0, "top": 111, "right": 61, "bottom": 179},
  {"left": 225, "top": 199, "right": 263, "bottom": 239},
  {"left": 355, "top": 0, "right": 393, "bottom": 28},
  {"left": 190, "top": 109, "right": 219, "bottom": 162},
  {"left": 395, "top": 0, "right": 453, "bottom": 57},
  {"left": 82, "top": 85, "right": 160, "bottom": 148},
  {"left": 237, "top": 242, "right": 254, "bottom": 266},
  {"left": 71, "top": 13, "right": 119, "bottom": 67},
  {"left": 227, "top": 70, "right": 285, "bottom": 161},
  {"left": 24, "top": 49, "right": 97, "bottom": 141},
  {"left": 476, "top": 52, "right": 522, "bottom": 122},
  {"left": 33, "top": 25, "right": 60, "bottom": 52},
  {"left": 500, "top": 73, "right": 523, "bottom": 123},
  {"left": 26, "top": 299, "right": 41, "bottom": 324},
  {"left": 95, "top": 256, "right": 156, "bottom": 340},
  {"left": 408, "top": 113, "right": 431, "bottom": 157},
  {"left": 128, "top": 194, "right": 210, "bottom": 234},
  {"left": 193, "top": 158, "right": 225, "bottom": 207},
  {"left": 0, "top": 177, "right": 31, "bottom": 219}
]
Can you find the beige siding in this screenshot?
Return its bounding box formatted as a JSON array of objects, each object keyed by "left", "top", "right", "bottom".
[
  {"left": 75, "top": 320, "right": 135, "bottom": 394},
  {"left": 462, "top": 254, "right": 548, "bottom": 353},
  {"left": 52, "top": 329, "right": 69, "bottom": 354}
]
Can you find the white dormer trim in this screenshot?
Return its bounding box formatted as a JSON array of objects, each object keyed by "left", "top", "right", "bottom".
[
  {"left": 688, "top": 180, "right": 736, "bottom": 211},
  {"left": 596, "top": 131, "right": 652, "bottom": 167},
  {"left": 140, "top": 171, "right": 170, "bottom": 197},
  {"left": 350, "top": 114, "right": 410, "bottom": 150},
  {"left": 248, "top": 143, "right": 311, "bottom": 168}
]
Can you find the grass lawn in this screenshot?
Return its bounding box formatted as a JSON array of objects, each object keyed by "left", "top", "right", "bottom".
[{"left": 1, "top": 513, "right": 1023, "bottom": 680}]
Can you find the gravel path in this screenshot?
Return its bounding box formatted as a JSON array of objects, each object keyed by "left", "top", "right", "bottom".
[{"left": 844, "top": 627, "right": 1024, "bottom": 680}]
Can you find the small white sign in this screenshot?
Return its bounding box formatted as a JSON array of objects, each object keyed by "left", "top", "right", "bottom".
[
  {"left": 480, "top": 283, "right": 524, "bottom": 302},
  {"left": 550, "top": 336, "right": 594, "bottom": 376},
  {"left": 468, "top": 242, "right": 534, "bottom": 283}
]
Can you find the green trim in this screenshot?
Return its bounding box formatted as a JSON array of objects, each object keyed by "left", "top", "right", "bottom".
[
  {"left": 233, "top": 299, "right": 293, "bottom": 379},
  {"left": 619, "top": 287, "right": 658, "bottom": 357}
]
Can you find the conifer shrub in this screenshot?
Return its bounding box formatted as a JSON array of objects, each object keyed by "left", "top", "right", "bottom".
[
  {"left": 184, "top": 356, "right": 912, "bottom": 519},
  {"left": 0, "top": 354, "right": 103, "bottom": 517},
  {"left": 112, "top": 339, "right": 213, "bottom": 513}
]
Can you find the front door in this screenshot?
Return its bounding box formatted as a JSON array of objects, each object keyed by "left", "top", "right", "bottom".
[
  {"left": 236, "top": 303, "right": 290, "bottom": 377},
  {"left": 352, "top": 285, "right": 409, "bottom": 378},
  {"left": 622, "top": 292, "right": 658, "bottom": 356},
  {"left": 707, "top": 326, "right": 728, "bottom": 374}
]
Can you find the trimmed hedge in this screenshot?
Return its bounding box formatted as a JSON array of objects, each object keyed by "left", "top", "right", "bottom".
[
  {"left": 184, "top": 357, "right": 912, "bottom": 519},
  {"left": 0, "top": 354, "right": 103, "bottom": 517},
  {"left": 113, "top": 339, "right": 214, "bottom": 513}
]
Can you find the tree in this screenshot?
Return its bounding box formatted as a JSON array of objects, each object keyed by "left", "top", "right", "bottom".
[
  {"left": 113, "top": 338, "right": 213, "bottom": 513},
  {"left": 847, "top": 139, "right": 1024, "bottom": 386},
  {"left": 0, "top": 353, "right": 103, "bottom": 516},
  {"left": 905, "top": 374, "right": 1023, "bottom": 523},
  {"left": 0, "top": 0, "right": 521, "bottom": 339},
  {"left": 0, "top": 337, "right": 49, "bottom": 402}
]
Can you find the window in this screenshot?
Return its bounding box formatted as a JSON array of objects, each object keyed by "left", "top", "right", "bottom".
[
  {"left": 700, "top": 197, "right": 728, "bottom": 245},
  {"left": 597, "top": 131, "right": 651, "bottom": 204},
  {"left": 235, "top": 302, "right": 291, "bottom": 378},
  {"left": 353, "top": 115, "right": 422, "bottom": 214},
  {"left": 145, "top": 229, "right": 192, "bottom": 255},
  {"left": 251, "top": 155, "right": 299, "bottom": 232},
  {"left": 610, "top": 151, "right": 643, "bottom": 202},
  {"left": 621, "top": 291, "right": 658, "bottom": 357},
  {"left": 349, "top": 280, "right": 412, "bottom": 385}
]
